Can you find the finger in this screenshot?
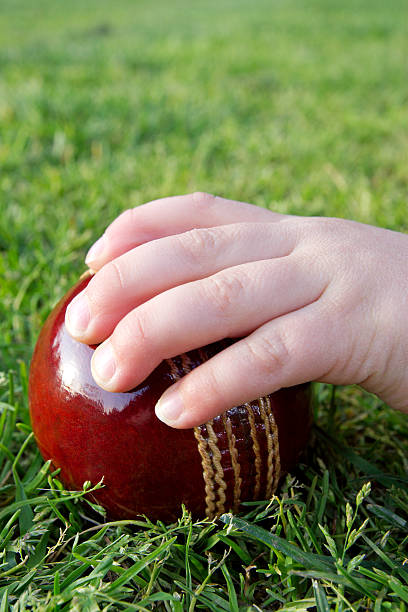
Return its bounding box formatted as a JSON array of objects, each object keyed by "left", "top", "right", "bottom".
[
  {"left": 90, "top": 257, "right": 327, "bottom": 392},
  {"left": 155, "top": 304, "right": 338, "bottom": 428},
  {"left": 85, "top": 192, "right": 286, "bottom": 269},
  {"left": 66, "top": 221, "right": 299, "bottom": 344}
]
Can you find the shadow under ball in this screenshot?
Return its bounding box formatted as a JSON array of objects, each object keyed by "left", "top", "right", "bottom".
[{"left": 29, "top": 276, "right": 313, "bottom": 522}]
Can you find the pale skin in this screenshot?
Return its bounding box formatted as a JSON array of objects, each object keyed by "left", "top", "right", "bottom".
[{"left": 64, "top": 192, "right": 408, "bottom": 427}]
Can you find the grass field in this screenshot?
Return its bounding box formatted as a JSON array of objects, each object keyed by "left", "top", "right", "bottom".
[{"left": 1, "top": 0, "right": 408, "bottom": 609}]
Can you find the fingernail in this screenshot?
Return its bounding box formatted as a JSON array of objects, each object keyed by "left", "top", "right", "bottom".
[
  {"left": 92, "top": 342, "right": 116, "bottom": 384},
  {"left": 65, "top": 293, "right": 91, "bottom": 336},
  {"left": 155, "top": 387, "right": 184, "bottom": 426},
  {"left": 85, "top": 236, "right": 105, "bottom": 265}
]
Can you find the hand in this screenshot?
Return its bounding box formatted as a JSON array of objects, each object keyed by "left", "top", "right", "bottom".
[{"left": 65, "top": 192, "right": 408, "bottom": 427}]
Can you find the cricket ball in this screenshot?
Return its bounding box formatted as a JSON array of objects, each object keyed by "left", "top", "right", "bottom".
[{"left": 29, "top": 275, "right": 312, "bottom": 522}]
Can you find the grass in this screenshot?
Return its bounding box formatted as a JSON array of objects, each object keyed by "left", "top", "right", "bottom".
[{"left": 1, "top": 0, "right": 408, "bottom": 608}]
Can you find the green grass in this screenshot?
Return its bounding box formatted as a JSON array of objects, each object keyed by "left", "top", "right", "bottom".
[{"left": 1, "top": 0, "right": 408, "bottom": 608}]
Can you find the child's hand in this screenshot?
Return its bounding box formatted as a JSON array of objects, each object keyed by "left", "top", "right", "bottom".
[{"left": 65, "top": 193, "right": 408, "bottom": 427}]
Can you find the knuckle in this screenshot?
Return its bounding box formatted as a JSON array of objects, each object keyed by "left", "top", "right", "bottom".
[
  {"left": 104, "top": 208, "right": 138, "bottom": 242},
  {"left": 177, "top": 227, "right": 220, "bottom": 263},
  {"left": 107, "top": 260, "right": 127, "bottom": 292},
  {"left": 306, "top": 217, "right": 354, "bottom": 252},
  {"left": 244, "top": 331, "right": 291, "bottom": 378},
  {"left": 114, "top": 308, "right": 149, "bottom": 351},
  {"left": 204, "top": 271, "right": 246, "bottom": 317},
  {"left": 86, "top": 262, "right": 125, "bottom": 309},
  {"left": 190, "top": 191, "right": 219, "bottom": 217},
  {"left": 109, "top": 208, "right": 136, "bottom": 232},
  {"left": 130, "top": 309, "right": 149, "bottom": 344},
  {"left": 184, "top": 362, "right": 224, "bottom": 413},
  {"left": 191, "top": 191, "right": 216, "bottom": 208}
]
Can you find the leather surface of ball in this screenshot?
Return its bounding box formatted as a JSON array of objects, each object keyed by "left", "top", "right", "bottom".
[{"left": 29, "top": 276, "right": 313, "bottom": 522}]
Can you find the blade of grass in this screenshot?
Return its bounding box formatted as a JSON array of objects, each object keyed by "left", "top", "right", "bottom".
[
  {"left": 362, "top": 534, "right": 408, "bottom": 581},
  {"left": 220, "top": 563, "right": 239, "bottom": 612},
  {"left": 12, "top": 466, "right": 33, "bottom": 534},
  {"left": 367, "top": 503, "right": 407, "bottom": 529},
  {"left": 315, "top": 470, "right": 330, "bottom": 527},
  {"left": 0, "top": 589, "right": 8, "bottom": 612},
  {"left": 312, "top": 580, "right": 330, "bottom": 612},
  {"left": 220, "top": 514, "right": 334, "bottom": 572},
  {"left": 184, "top": 520, "right": 193, "bottom": 609},
  {"left": 107, "top": 537, "right": 176, "bottom": 594}
]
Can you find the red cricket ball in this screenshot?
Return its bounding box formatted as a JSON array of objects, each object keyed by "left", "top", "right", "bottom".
[{"left": 29, "top": 275, "right": 312, "bottom": 522}]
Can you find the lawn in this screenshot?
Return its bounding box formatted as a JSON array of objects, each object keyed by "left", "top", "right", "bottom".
[{"left": 0, "top": 0, "right": 408, "bottom": 609}]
